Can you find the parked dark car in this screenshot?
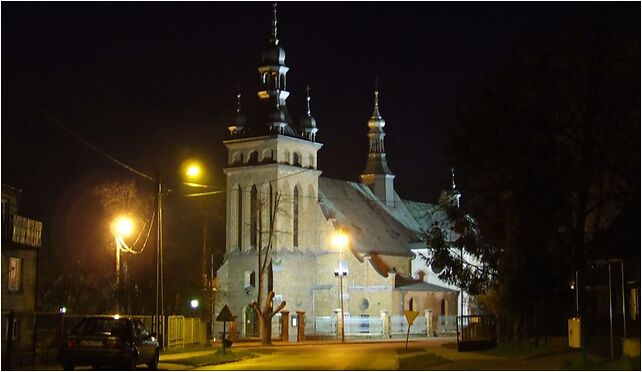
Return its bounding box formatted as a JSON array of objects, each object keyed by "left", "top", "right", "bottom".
[{"left": 58, "top": 315, "right": 160, "bottom": 370}]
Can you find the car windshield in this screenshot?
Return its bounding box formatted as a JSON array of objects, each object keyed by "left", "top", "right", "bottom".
[{"left": 72, "top": 318, "right": 129, "bottom": 336}]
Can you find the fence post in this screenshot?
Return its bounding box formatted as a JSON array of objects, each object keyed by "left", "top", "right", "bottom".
[
  {"left": 381, "top": 311, "right": 389, "bottom": 339},
  {"left": 280, "top": 311, "right": 289, "bottom": 342}
]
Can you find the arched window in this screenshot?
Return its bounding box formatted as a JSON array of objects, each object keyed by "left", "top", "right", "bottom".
[
  {"left": 293, "top": 152, "right": 301, "bottom": 167},
  {"left": 237, "top": 186, "right": 243, "bottom": 251},
  {"left": 248, "top": 151, "right": 258, "bottom": 165},
  {"left": 250, "top": 185, "right": 258, "bottom": 248},
  {"left": 308, "top": 154, "right": 315, "bottom": 169},
  {"left": 293, "top": 186, "right": 299, "bottom": 247},
  {"left": 409, "top": 298, "right": 414, "bottom": 311}
]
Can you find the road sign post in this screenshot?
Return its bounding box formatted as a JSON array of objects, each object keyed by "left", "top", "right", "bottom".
[{"left": 404, "top": 310, "right": 420, "bottom": 350}]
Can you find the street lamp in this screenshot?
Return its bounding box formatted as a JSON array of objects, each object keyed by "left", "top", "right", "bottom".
[
  {"left": 183, "top": 160, "right": 216, "bottom": 343},
  {"left": 190, "top": 299, "right": 200, "bottom": 310},
  {"left": 111, "top": 215, "right": 135, "bottom": 308},
  {"left": 332, "top": 229, "right": 349, "bottom": 343}
]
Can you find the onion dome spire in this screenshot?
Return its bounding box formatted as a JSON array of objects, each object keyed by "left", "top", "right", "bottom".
[
  {"left": 227, "top": 92, "right": 246, "bottom": 137},
  {"left": 262, "top": 3, "right": 285, "bottom": 66},
  {"left": 300, "top": 85, "right": 319, "bottom": 142},
  {"left": 366, "top": 81, "right": 388, "bottom": 155},
  {"left": 360, "top": 79, "right": 396, "bottom": 207},
  {"left": 258, "top": 2, "right": 296, "bottom": 136}
]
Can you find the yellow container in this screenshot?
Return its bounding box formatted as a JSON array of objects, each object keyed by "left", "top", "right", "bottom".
[
  {"left": 622, "top": 338, "right": 641, "bottom": 358},
  {"left": 568, "top": 317, "right": 581, "bottom": 348}
]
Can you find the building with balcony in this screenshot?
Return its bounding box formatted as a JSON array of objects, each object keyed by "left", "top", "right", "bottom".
[{"left": 2, "top": 184, "right": 43, "bottom": 313}]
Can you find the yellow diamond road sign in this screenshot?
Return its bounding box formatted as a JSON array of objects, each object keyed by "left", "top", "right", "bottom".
[{"left": 404, "top": 310, "right": 420, "bottom": 326}]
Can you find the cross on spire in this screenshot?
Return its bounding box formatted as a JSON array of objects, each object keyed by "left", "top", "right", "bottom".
[
  {"left": 451, "top": 168, "right": 457, "bottom": 190},
  {"left": 305, "top": 85, "right": 312, "bottom": 116},
  {"left": 373, "top": 77, "right": 380, "bottom": 110},
  {"left": 271, "top": 3, "right": 278, "bottom": 43}
]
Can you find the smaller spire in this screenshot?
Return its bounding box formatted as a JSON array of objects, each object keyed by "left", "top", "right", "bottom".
[
  {"left": 228, "top": 91, "right": 246, "bottom": 137},
  {"left": 305, "top": 85, "right": 312, "bottom": 116},
  {"left": 300, "top": 84, "right": 318, "bottom": 142},
  {"left": 236, "top": 92, "right": 242, "bottom": 114},
  {"left": 451, "top": 168, "right": 457, "bottom": 190},
  {"left": 371, "top": 77, "right": 383, "bottom": 120}
]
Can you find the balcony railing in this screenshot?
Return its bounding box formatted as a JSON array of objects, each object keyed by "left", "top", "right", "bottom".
[{"left": 2, "top": 214, "right": 42, "bottom": 248}]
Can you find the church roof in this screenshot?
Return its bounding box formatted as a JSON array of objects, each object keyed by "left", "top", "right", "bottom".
[
  {"left": 318, "top": 177, "right": 421, "bottom": 257},
  {"left": 400, "top": 199, "right": 444, "bottom": 231},
  {"left": 395, "top": 274, "right": 458, "bottom": 293}
]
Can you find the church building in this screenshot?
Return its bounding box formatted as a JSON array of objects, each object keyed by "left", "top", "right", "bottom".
[{"left": 215, "top": 5, "right": 468, "bottom": 339}]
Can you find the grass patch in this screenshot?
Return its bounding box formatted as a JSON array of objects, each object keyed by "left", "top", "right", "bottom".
[
  {"left": 163, "top": 348, "right": 275, "bottom": 367},
  {"left": 481, "top": 337, "right": 566, "bottom": 358},
  {"left": 562, "top": 353, "right": 641, "bottom": 371},
  {"left": 398, "top": 352, "right": 451, "bottom": 370},
  {"left": 396, "top": 347, "right": 428, "bottom": 355},
  {"left": 395, "top": 348, "right": 451, "bottom": 370}
]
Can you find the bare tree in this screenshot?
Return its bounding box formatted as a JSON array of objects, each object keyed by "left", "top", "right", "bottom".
[{"left": 250, "top": 191, "right": 287, "bottom": 345}]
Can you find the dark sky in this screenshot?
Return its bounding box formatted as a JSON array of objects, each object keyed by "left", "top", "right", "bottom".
[{"left": 2, "top": 2, "right": 637, "bottom": 230}]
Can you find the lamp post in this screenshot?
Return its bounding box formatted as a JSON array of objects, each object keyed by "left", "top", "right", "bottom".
[
  {"left": 332, "top": 230, "right": 349, "bottom": 343},
  {"left": 183, "top": 160, "right": 216, "bottom": 342},
  {"left": 112, "top": 215, "right": 134, "bottom": 312}
]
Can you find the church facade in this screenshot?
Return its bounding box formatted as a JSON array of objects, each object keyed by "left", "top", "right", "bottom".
[{"left": 215, "top": 6, "right": 467, "bottom": 338}]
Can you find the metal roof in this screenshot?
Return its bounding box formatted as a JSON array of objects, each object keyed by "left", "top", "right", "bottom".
[{"left": 318, "top": 177, "right": 426, "bottom": 257}]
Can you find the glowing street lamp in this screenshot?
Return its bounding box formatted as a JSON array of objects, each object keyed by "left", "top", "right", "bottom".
[
  {"left": 185, "top": 163, "right": 202, "bottom": 179},
  {"left": 332, "top": 229, "right": 349, "bottom": 343},
  {"left": 113, "top": 216, "right": 134, "bottom": 238},
  {"left": 190, "top": 299, "right": 200, "bottom": 310}
]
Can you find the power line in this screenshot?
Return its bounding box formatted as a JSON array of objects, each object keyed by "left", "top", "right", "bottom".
[{"left": 17, "top": 95, "right": 154, "bottom": 181}]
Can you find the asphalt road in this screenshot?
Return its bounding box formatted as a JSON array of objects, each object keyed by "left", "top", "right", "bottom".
[
  {"left": 197, "top": 342, "right": 402, "bottom": 370},
  {"left": 32, "top": 338, "right": 579, "bottom": 370},
  {"left": 195, "top": 339, "right": 576, "bottom": 371}
]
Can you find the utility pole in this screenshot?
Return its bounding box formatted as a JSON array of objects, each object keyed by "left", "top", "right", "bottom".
[{"left": 155, "top": 171, "right": 164, "bottom": 350}]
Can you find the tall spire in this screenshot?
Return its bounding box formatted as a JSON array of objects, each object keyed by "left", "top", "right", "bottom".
[
  {"left": 270, "top": 3, "right": 278, "bottom": 45},
  {"left": 360, "top": 79, "right": 396, "bottom": 207},
  {"left": 258, "top": 2, "right": 296, "bottom": 136},
  {"left": 300, "top": 84, "right": 318, "bottom": 142}
]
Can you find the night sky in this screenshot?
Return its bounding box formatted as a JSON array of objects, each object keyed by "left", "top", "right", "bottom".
[{"left": 2, "top": 3, "right": 637, "bottom": 262}]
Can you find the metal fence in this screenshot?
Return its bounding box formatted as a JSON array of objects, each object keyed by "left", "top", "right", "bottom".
[
  {"left": 438, "top": 315, "right": 457, "bottom": 335},
  {"left": 307, "top": 316, "right": 337, "bottom": 336},
  {"left": 456, "top": 315, "right": 497, "bottom": 351},
  {"left": 345, "top": 315, "right": 383, "bottom": 336},
  {"left": 390, "top": 315, "right": 428, "bottom": 335}
]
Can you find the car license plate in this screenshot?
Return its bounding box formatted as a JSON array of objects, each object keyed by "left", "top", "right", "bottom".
[{"left": 80, "top": 340, "right": 103, "bottom": 347}]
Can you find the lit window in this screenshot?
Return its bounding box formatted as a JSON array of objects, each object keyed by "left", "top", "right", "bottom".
[{"left": 8, "top": 257, "right": 22, "bottom": 292}]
